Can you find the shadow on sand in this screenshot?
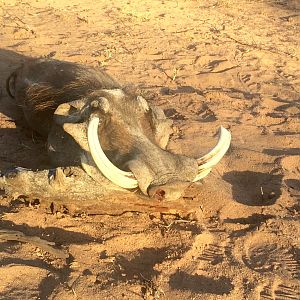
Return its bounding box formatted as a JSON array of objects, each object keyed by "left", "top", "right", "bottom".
[
  {"left": 223, "top": 171, "right": 283, "bottom": 206},
  {"left": 0, "top": 49, "right": 51, "bottom": 171}
]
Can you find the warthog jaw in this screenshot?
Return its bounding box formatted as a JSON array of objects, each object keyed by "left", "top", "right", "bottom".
[{"left": 87, "top": 116, "right": 231, "bottom": 190}]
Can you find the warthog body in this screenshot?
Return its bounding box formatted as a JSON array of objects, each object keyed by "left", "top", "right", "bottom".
[{"left": 6, "top": 59, "right": 231, "bottom": 200}]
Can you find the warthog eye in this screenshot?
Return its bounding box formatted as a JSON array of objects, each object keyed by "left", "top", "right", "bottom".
[{"left": 89, "top": 97, "right": 110, "bottom": 114}]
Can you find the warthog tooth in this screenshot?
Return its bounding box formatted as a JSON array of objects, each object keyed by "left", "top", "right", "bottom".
[
  {"left": 137, "top": 95, "right": 149, "bottom": 112},
  {"left": 196, "top": 126, "right": 231, "bottom": 165},
  {"left": 194, "top": 126, "right": 231, "bottom": 182},
  {"left": 87, "top": 117, "right": 138, "bottom": 189},
  {"left": 193, "top": 168, "right": 212, "bottom": 182}
]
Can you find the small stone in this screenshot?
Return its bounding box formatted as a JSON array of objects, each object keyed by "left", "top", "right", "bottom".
[
  {"left": 268, "top": 192, "right": 276, "bottom": 199},
  {"left": 99, "top": 250, "right": 108, "bottom": 259}
]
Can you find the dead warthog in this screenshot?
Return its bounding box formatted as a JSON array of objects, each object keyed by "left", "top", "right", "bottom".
[{"left": 5, "top": 58, "right": 231, "bottom": 201}]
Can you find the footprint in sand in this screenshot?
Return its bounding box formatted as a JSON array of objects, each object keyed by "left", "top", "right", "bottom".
[
  {"left": 161, "top": 230, "right": 227, "bottom": 273},
  {"left": 259, "top": 279, "right": 300, "bottom": 300},
  {"left": 242, "top": 233, "right": 299, "bottom": 279},
  {"left": 240, "top": 73, "right": 251, "bottom": 84},
  {"left": 233, "top": 218, "right": 300, "bottom": 281},
  {"left": 190, "top": 232, "right": 226, "bottom": 267},
  {"left": 231, "top": 218, "right": 300, "bottom": 300},
  {"left": 166, "top": 231, "right": 234, "bottom": 296}
]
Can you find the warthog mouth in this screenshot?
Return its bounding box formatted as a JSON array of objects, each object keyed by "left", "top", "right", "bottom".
[{"left": 87, "top": 116, "right": 231, "bottom": 191}]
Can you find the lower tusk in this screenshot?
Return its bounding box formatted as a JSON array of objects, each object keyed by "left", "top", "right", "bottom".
[
  {"left": 194, "top": 126, "right": 231, "bottom": 181},
  {"left": 87, "top": 117, "right": 138, "bottom": 189}
]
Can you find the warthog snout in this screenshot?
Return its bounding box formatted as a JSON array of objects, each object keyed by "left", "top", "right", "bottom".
[
  {"left": 148, "top": 181, "right": 191, "bottom": 200},
  {"left": 125, "top": 148, "right": 198, "bottom": 199}
]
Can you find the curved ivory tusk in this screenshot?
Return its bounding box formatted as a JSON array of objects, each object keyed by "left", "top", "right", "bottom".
[
  {"left": 87, "top": 117, "right": 138, "bottom": 189},
  {"left": 194, "top": 126, "right": 231, "bottom": 182},
  {"left": 193, "top": 168, "right": 212, "bottom": 182}
]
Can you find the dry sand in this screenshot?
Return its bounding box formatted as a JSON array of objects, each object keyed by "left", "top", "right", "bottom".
[{"left": 0, "top": 0, "right": 299, "bottom": 299}]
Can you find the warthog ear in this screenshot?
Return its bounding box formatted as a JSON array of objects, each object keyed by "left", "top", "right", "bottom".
[
  {"left": 89, "top": 97, "right": 110, "bottom": 114},
  {"left": 53, "top": 99, "right": 90, "bottom": 125},
  {"left": 149, "top": 106, "right": 173, "bottom": 149},
  {"left": 53, "top": 97, "right": 110, "bottom": 125}
]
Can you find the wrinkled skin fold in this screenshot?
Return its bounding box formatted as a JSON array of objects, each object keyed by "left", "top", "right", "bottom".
[{"left": 6, "top": 58, "right": 231, "bottom": 200}]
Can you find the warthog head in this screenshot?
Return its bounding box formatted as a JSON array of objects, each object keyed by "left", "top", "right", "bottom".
[{"left": 7, "top": 59, "right": 231, "bottom": 200}]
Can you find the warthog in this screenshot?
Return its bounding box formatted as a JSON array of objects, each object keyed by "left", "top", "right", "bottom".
[{"left": 6, "top": 59, "right": 231, "bottom": 201}]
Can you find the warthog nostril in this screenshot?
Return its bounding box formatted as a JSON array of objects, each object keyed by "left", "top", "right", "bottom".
[
  {"left": 154, "top": 188, "right": 165, "bottom": 200},
  {"left": 147, "top": 181, "right": 190, "bottom": 201},
  {"left": 148, "top": 186, "right": 166, "bottom": 200}
]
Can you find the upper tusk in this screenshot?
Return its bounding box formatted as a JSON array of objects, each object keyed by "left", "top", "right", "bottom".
[
  {"left": 87, "top": 117, "right": 138, "bottom": 189},
  {"left": 193, "top": 168, "right": 212, "bottom": 182},
  {"left": 197, "top": 126, "right": 231, "bottom": 165},
  {"left": 194, "top": 126, "right": 231, "bottom": 181}
]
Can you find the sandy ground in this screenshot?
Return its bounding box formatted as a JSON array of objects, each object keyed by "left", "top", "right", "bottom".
[{"left": 0, "top": 0, "right": 299, "bottom": 299}]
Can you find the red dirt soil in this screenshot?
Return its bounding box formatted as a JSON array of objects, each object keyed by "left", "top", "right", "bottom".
[{"left": 0, "top": 0, "right": 299, "bottom": 299}]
